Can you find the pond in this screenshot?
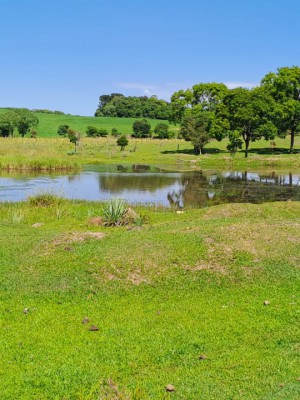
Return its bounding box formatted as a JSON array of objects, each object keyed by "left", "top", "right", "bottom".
[{"left": 0, "top": 164, "right": 299, "bottom": 208}]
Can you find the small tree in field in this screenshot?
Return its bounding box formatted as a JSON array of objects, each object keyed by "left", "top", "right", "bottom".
[
  {"left": 68, "top": 129, "right": 80, "bottom": 153},
  {"left": 30, "top": 129, "right": 38, "bottom": 138},
  {"left": 57, "top": 124, "right": 69, "bottom": 137},
  {"left": 117, "top": 135, "right": 128, "bottom": 150}
]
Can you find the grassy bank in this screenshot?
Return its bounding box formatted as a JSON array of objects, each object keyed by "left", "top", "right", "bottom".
[
  {"left": 0, "top": 136, "right": 299, "bottom": 171},
  {"left": 0, "top": 199, "right": 299, "bottom": 399}
]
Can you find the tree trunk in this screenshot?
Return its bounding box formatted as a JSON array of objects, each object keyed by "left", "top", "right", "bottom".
[
  {"left": 245, "top": 140, "right": 250, "bottom": 158},
  {"left": 289, "top": 128, "right": 295, "bottom": 153},
  {"left": 194, "top": 145, "right": 200, "bottom": 155}
]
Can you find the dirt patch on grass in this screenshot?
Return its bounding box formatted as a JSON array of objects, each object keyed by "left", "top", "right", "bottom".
[
  {"left": 51, "top": 231, "right": 105, "bottom": 245},
  {"left": 127, "top": 270, "right": 149, "bottom": 285},
  {"left": 186, "top": 262, "right": 228, "bottom": 274}
]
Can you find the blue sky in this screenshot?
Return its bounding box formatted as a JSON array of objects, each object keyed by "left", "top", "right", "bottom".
[{"left": 1, "top": 0, "right": 299, "bottom": 115}]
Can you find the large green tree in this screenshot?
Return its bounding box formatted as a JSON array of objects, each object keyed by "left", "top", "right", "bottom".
[
  {"left": 0, "top": 110, "right": 19, "bottom": 137},
  {"left": 217, "top": 87, "right": 277, "bottom": 158},
  {"left": 180, "top": 111, "right": 214, "bottom": 155},
  {"left": 261, "top": 66, "right": 300, "bottom": 153},
  {"left": 192, "top": 82, "right": 228, "bottom": 110},
  {"left": 15, "top": 109, "right": 39, "bottom": 137},
  {"left": 169, "top": 89, "right": 193, "bottom": 124}
]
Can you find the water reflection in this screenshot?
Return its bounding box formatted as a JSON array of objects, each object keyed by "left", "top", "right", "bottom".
[
  {"left": 0, "top": 166, "right": 299, "bottom": 207},
  {"left": 166, "top": 171, "right": 300, "bottom": 208}
]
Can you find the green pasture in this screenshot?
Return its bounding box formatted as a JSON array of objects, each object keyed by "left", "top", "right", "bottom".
[
  {"left": 0, "top": 108, "right": 173, "bottom": 138},
  {"left": 0, "top": 199, "right": 299, "bottom": 399}
]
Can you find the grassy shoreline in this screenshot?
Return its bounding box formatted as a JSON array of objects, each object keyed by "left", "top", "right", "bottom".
[
  {"left": 0, "top": 136, "right": 299, "bottom": 172},
  {"left": 0, "top": 199, "right": 299, "bottom": 398}
]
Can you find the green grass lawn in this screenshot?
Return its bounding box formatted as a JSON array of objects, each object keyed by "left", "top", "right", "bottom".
[{"left": 0, "top": 199, "right": 299, "bottom": 399}]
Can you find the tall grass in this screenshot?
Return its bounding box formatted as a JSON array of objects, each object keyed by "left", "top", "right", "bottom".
[{"left": 0, "top": 135, "right": 299, "bottom": 171}]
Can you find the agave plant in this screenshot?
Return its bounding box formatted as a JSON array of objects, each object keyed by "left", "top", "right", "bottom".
[{"left": 102, "top": 199, "right": 127, "bottom": 226}]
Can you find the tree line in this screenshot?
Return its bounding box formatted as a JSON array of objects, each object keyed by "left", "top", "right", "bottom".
[
  {"left": 94, "top": 93, "right": 171, "bottom": 119},
  {"left": 170, "top": 66, "right": 300, "bottom": 157}
]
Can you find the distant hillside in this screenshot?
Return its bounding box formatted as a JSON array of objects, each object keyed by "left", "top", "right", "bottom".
[{"left": 0, "top": 108, "right": 174, "bottom": 138}]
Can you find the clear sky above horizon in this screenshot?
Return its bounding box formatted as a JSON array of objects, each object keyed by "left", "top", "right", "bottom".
[{"left": 1, "top": 0, "right": 299, "bottom": 115}]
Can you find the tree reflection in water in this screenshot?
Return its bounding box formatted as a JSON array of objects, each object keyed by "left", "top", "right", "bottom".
[
  {"left": 167, "top": 171, "right": 300, "bottom": 208},
  {"left": 1, "top": 167, "right": 299, "bottom": 206}
]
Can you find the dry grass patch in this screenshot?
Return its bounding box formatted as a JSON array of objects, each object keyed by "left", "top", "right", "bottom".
[
  {"left": 186, "top": 262, "right": 228, "bottom": 274},
  {"left": 51, "top": 231, "right": 105, "bottom": 245}
]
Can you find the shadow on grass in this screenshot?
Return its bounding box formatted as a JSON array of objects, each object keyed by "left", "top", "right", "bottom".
[
  {"left": 248, "top": 147, "right": 300, "bottom": 155},
  {"left": 161, "top": 148, "right": 226, "bottom": 155},
  {"left": 161, "top": 147, "right": 299, "bottom": 156}
]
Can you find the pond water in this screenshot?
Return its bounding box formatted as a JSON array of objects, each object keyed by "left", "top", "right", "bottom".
[{"left": 0, "top": 164, "right": 299, "bottom": 207}]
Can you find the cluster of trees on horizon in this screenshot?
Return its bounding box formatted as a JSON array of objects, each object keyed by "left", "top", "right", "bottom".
[{"left": 94, "top": 93, "right": 171, "bottom": 120}]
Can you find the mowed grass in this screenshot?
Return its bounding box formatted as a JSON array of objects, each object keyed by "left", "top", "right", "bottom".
[
  {"left": 0, "top": 199, "right": 299, "bottom": 399},
  {"left": 0, "top": 108, "right": 174, "bottom": 138},
  {"left": 0, "top": 135, "right": 299, "bottom": 172}
]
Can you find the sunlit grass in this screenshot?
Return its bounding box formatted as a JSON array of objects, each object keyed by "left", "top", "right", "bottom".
[
  {"left": 0, "top": 135, "right": 299, "bottom": 171},
  {"left": 0, "top": 199, "right": 299, "bottom": 398}
]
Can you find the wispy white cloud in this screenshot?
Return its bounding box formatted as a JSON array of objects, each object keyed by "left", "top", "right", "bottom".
[
  {"left": 115, "top": 81, "right": 260, "bottom": 100},
  {"left": 117, "top": 82, "right": 157, "bottom": 91},
  {"left": 225, "top": 81, "right": 258, "bottom": 89},
  {"left": 115, "top": 82, "right": 190, "bottom": 100}
]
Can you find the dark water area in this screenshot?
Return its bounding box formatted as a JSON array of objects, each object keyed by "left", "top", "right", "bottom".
[{"left": 0, "top": 164, "right": 299, "bottom": 208}]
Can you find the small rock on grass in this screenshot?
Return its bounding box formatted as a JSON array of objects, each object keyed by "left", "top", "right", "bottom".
[
  {"left": 82, "top": 317, "right": 89, "bottom": 324},
  {"left": 199, "top": 354, "right": 207, "bottom": 360},
  {"left": 23, "top": 308, "right": 30, "bottom": 314},
  {"left": 89, "top": 325, "right": 99, "bottom": 331},
  {"left": 165, "top": 384, "right": 175, "bottom": 392},
  {"left": 32, "top": 223, "right": 44, "bottom": 228},
  {"left": 264, "top": 300, "right": 270, "bottom": 306}
]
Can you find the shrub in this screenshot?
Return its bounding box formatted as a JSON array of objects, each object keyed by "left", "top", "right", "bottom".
[
  {"left": 102, "top": 199, "right": 142, "bottom": 227},
  {"left": 30, "top": 129, "right": 38, "bottom": 138},
  {"left": 111, "top": 128, "right": 119, "bottom": 137},
  {"left": 86, "top": 126, "right": 98, "bottom": 137},
  {"left": 102, "top": 199, "right": 127, "bottom": 226},
  {"left": 154, "top": 123, "right": 170, "bottom": 139},
  {"left": 57, "top": 124, "right": 69, "bottom": 137},
  {"left": 98, "top": 129, "right": 108, "bottom": 137},
  {"left": 132, "top": 119, "right": 151, "bottom": 138}
]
